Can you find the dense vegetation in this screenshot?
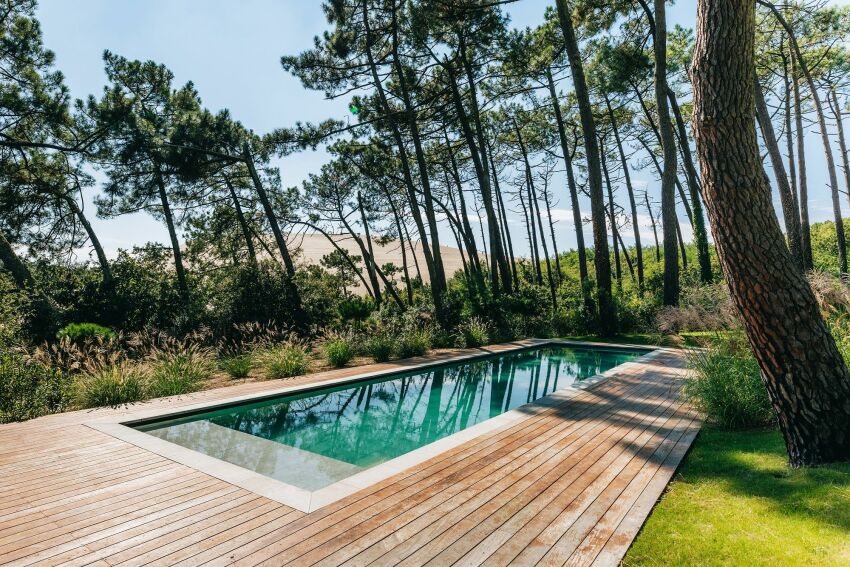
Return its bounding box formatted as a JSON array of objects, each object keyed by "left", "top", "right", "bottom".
[{"left": 3, "top": 0, "right": 850, "bottom": 464}]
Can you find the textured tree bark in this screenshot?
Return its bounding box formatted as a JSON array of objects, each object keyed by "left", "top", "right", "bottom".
[
  {"left": 653, "top": 0, "right": 679, "bottom": 306},
  {"left": 489, "top": 150, "right": 520, "bottom": 290},
  {"left": 555, "top": 0, "right": 616, "bottom": 334},
  {"left": 781, "top": 39, "right": 801, "bottom": 240},
  {"left": 692, "top": 0, "right": 850, "bottom": 467},
  {"left": 754, "top": 77, "right": 805, "bottom": 269}
]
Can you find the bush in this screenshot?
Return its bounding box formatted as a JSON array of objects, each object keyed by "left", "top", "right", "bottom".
[
  {"left": 0, "top": 352, "right": 71, "bottom": 423},
  {"left": 323, "top": 336, "right": 355, "bottom": 368},
  {"left": 395, "top": 330, "right": 431, "bottom": 359},
  {"left": 148, "top": 346, "right": 214, "bottom": 397},
  {"left": 219, "top": 354, "right": 252, "bottom": 378},
  {"left": 261, "top": 342, "right": 310, "bottom": 379},
  {"left": 364, "top": 334, "right": 394, "bottom": 362},
  {"left": 57, "top": 322, "right": 117, "bottom": 344},
  {"left": 686, "top": 334, "right": 774, "bottom": 429},
  {"left": 75, "top": 363, "right": 148, "bottom": 409},
  {"left": 458, "top": 316, "right": 490, "bottom": 348}
]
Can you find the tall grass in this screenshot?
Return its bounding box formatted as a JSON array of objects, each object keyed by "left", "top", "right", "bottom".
[
  {"left": 686, "top": 334, "right": 773, "bottom": 429},
  {"left": 148, "top": 345, "right": 215, "bottom": 397},
  {"left": 260, "top": 341, "right": 310, "bottom": 379},
  {"left": 74, "top": 362, "right": 148, "bottom": 409}
]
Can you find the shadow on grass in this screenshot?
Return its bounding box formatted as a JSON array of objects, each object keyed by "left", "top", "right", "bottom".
[{"left": 673, "top": 426, "right": 850, "bottom": 533}]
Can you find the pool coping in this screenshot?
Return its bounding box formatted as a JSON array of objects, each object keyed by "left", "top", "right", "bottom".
[{"left": 85, "top": 339, "right": 666, "bottom": 513}]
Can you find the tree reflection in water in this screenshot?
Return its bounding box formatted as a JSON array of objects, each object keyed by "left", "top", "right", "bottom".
[{"left": 169, "top": 346, "right": 642, "bottom": 468}]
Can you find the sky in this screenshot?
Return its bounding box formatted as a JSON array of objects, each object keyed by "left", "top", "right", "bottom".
[{"left": 34, "top": 0, "right": 847, "bottom": 260}]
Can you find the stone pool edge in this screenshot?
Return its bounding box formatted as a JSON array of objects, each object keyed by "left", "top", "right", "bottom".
[{"left": 85, "top": 339, "right": 666, "bottom": 513}]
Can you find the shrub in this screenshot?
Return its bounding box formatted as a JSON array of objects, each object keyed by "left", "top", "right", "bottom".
[
  {"left": 395, "top": 330, "right": 431, "bottom": 359},
  {"left": 364, "top": 334, "right": 394, "bottom": 362},
  {"left": 57, "top": 322, "right": 117, "bottom": 343},
  {"left": 686, "top": 334, "right": 774, "bottom": 429},
  {"left": 457, "top": 317, "right": 490, "bottom": 348},
  {"left": 338, "top": 296, "right": 375, "bottom": 324},
  {"left": 219, "top": 354, "right": 252, "bottom": 378},
  {"left": 323, "top": 335, "right": 355, "bottom": 368},
  {"left": 148, "top": 346, "right": 214, "bottom": 397},
  {"left": 0, "top": 352, "right": 71, "bottom": 423},
  {"left": 75, "top": 363, "right": 148, "bottom": 409},
  {"left": 261, "top": 342, "right": 310, "bottom": 379}
]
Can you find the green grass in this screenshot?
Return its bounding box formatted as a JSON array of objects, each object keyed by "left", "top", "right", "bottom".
[
  {"left": 559, "top": 333, "right": 666, "bottom": 346},
  {"left": 624, "top": 427, "right": 850, "bottom": 566}
]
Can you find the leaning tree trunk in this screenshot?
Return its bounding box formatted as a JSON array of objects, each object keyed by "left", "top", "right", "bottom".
[
  {"left": 61, "top": 192, "right": 112, "bottom": 287},
  {"left": 224, "top": 178, "right": 258, "bottom": 267},
  {"left": 654, "top": 0, "right": 679, "bottom": 306},
  {"left": 755, "top": 77, "right": 805, "bottom": 269},
  {"left": 791, "top": 53, "right": 813, "bottom": 270},
  {"left": 555, "top": 0, "right": 616, "bottom": 334},
  {"left": 669, "top": 89, "right": 713, "bottom": 282},
  {"left": 155, "top": 170, "right": 189, "bottom": 300},
  {"left": 759, "top": 0, "right": 845, "bottom": 272},
  {"left": 830, "top": 87, "right": 850, "bottom": 214},
  {"left": 692, "top": 0, "right": 850, "bottom": 467},
  {"left": 547, "top": 66, "right": 589, "bottom": 290},
  {"left": 645, "top": 193, "right": 661, "bottom": 262}
]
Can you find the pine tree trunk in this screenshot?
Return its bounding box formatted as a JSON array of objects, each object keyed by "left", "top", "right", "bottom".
[
  {"left": 830, "top": 88, "right": 850, "bottom": 217},
  {"left": 155, "top": 170, "right": 189, "bottom": 299},
  {"left": 755, "top": 77, "right": 805, "bottom": 269},
  {"left": 654, "top": 0, "right": 679, "bottom": 306},
  {"left": 62, "top": 192, "right": 112, "bottom": 287},
  {"left": 224, "top": 178, "right": 257, "bottom": 267},
  {"left": 692, "top": 0, "right": 850, "bottom": 467},
  {"left": 759, "top": 1, "right": 846, "bottom": 273},
  {"left": 605, "top": 94, "right": 644, "bottom": 287},
  {"left": 547, "top": 67, "right": 589, "bottom": 288},
  {"left": 602, "top": 145, "right": 623, "bottom": 291},
  {"left": 669, "top": 89, "right": 713, "bottom": 282},
  {"left": 792, "top": 54, "right": 813, "bottom": 270},
  {"left": 645, "top": 193, "right": 661, "bottom": 262},
  {"left": 555, "top": 0, "right": 616, "bottom": 334},
  {"left": 356, "top": 192, "right": 383, "bottom": 306},
  {"left": 542, "top": 185, "right": 563, "bottom": 283},
  {"left": 489, "top": 151, "right": 520, "bottom": 290}
]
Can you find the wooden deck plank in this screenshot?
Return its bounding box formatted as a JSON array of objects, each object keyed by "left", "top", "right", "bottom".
[{"left": 0, "top": 343, "right": 699, "bottom": 567}]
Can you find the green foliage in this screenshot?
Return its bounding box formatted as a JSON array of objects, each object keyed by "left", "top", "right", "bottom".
[
  {"left": 323, "top": 334, "right": 355, "bottom": 368},
  {"left": 148, "top": 346, "right": 214, "bottom": 397},
  {"left": 686, "top": 334, "right": 774, "bottom": 429},
  {"left": 57, "top": 322, "right": 116, "bottom": 343},
  {"left": 338, "top": 296, "right": 375, "bottom": 324},
  {"left": 364, "top": 334, "right": 394, "bottom": 362},
  {"left": 219, "top": 354, "right": 252, "bottom": 378},
  {"left": 74, "top": 363, "right": 148, "bottom": 409},
  {"left": 0, "top": 352, "right": 70, "bottom": 423},
  {"left": 261, "top": 342, "right": 310, "bottom": 379},
  {"left": 457, "top": 316, "right": 490, "bottom": 348},
  {"left": 394, "top": 330, "right": 431, "bottom": 359}
]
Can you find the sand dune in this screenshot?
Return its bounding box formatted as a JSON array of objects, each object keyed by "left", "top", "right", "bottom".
[{"left": 287, "top": 232, "right": 473, "bottom": 293}]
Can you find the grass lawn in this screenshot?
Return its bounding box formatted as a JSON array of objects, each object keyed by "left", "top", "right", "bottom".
[{"left": 624, "top": 427, "right": 850, "bottom": 566}]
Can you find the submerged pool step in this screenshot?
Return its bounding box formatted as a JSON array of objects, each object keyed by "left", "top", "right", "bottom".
[{"left": 146, "top": 421, "right": 364, "bottom": 491}]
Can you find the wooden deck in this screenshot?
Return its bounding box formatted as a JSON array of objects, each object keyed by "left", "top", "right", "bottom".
[{"left": 0, "top": 342, "right": 699, "bottom": 566}]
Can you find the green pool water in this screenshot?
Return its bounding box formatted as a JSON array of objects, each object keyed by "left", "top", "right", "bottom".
[{"left": 136, "top": 345, "right": 643, "bottom": 491}]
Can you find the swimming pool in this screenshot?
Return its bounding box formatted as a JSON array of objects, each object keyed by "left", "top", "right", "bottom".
[{"left": 134, "top": 345, "right": 643, "bottom": 494}]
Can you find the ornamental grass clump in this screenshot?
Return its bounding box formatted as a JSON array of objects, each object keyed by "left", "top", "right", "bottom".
[
  {"left": 364, "top": 334, "right": 394, "bottom": 363},
  {"left": 686, "top": 334, "right": 774, "bottom": 429},
  {"left": 148, "top": 344, "right": 215, "bottom": 397},
  {"left": 74, "top": 362, "right": 148, "bottom": 409},
  {"left": 323, "top": 332, "right": 355, "bottom": 368},
  {"left": 219, "top": 353, "right": 253, "bottom": 378},
  {"left": 261, "top": 341, "right": 310, "bottom": 379}
]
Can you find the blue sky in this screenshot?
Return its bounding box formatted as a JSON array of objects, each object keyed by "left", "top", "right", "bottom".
[{"left": 36, "top": 0, "right": 845, "bottom": 259}]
